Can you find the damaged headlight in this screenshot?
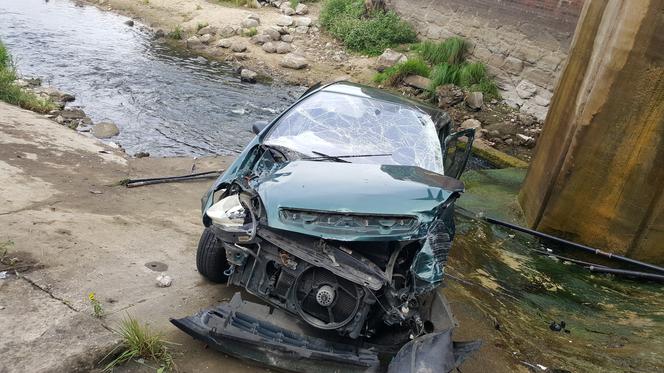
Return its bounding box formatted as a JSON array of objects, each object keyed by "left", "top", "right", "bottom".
[{"left": 206, "top": 194, "right": 251, "bottom": 232}]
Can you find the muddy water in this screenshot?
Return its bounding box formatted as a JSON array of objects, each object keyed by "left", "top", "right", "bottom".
[
  {"left": 0, "top": 0, "right": 304, "bottom": 157},
  {"left": 452, "top": 168, "right": 664, "bottom": 372}
]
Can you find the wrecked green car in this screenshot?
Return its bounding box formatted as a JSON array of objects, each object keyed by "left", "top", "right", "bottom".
[{"left": 172, "top": 82, "right": 479, "bottom": 372}]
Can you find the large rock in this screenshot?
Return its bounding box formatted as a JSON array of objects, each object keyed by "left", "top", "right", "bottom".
[
  {"left": 231, "top": 42, "right": 247, "bottom": 53},
  {"left": 219, "top": 25, "right": 237, "bottom": 37},
  {"left": 280, "top": 3, "right": 295, "bottom": 15},
  {"left": 275, "top": 41, "right": 292, "bottom": 54},
  {"left": 186, "top": 36, "right": 202, "bottom": 48},
  {"left": 240, "top": 69, "right": 258, "bottom": 83},
  {"left": 241, "top": 18, "right": 259, "bottom": 28},
  {"left": 264, "top": 27, "right": 281, "bottom": 41},
  {"left": 375, "top": 48, "right": 407, "bottom": 72},
  {"left": 216, "top": 38, "right": 232, "bottom": 48},
  {"left": 199, "top": 34, "right": 213, "bottom": 44},
  {"left": 403, "top": 75, "right": 431, "bottom": 90},
  {"left": 197, "top": 25, "right": 217, "bottom": 35},
  {"left": 465, "top": 92, "right": 484, "bottom": 110},
  {"left": 246, "top": 13, "right": 261, "bottom": 23},
  {"left": 276, "top": 16, "right": 294, "bottom": 26},
  {"left": 280, "top": 53, "right": 308, "bottom": 69},
  {"left": 294, "top": 26, "right": 309, "bottom": 34},
  {"left": 59, "top": 108, "right": 86, "bottom": 120},
  {"left": 92, "top": 122, "right": 120, "bottom": 139},
  {"left": 251, "top": 34, "right": 272, "bottom": 45},
  {"left": 294, "top": 17, "right": 312, "bottom": 27},
  {"left": 436, "top": 84, "right": 464, "bottom": 109},
  {"left": 460, "top": 119, "right": 482, "bottom": 131},
  {"left": 295, "top": 3, "right": 308, "bottom": 15},
  {"left": 262, "top": 42, "right": 277, "bottom": 53},
  {"left": 516, "top": 80, "right": 538, "bottom": 99}
]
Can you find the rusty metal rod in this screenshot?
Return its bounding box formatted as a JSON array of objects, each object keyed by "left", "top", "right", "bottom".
[
  {"left": 484, "top": 216, "right": 664, "bottom": 275},
  {"left": 588, "top": 266, "right": 664, "bottom": 282}
]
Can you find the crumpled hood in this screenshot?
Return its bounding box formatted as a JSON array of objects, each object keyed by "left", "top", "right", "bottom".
[{"left": 253, "top": 161, "right": 464, "bottom": 241}]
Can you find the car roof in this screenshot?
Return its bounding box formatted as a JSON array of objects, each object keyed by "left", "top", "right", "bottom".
[{"left": 319, "top": 81, "right": 444, "bottom": 119}]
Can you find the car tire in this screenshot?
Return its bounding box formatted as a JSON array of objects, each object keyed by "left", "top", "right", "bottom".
[{"left": 196, "top": 228, "right": 229, "bottom": 283}]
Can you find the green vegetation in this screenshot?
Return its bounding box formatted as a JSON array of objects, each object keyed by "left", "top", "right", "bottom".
[
  {"left": 0, "top": 41, "right": 56, "bottom": 113},
  {"left": 1, "top": 240, "right": 15, "bottom": 267},
  {"left": 218, "top": 0, "right": 258, "bottom": 7},
  {"left": 373, "top": 59, "right": 430, "bottom": 86},
  {"left": 243, "top": 27, "right": 258, "bottom": 37},
  {"left": 103, "top": 315, "right": 175, "bottom": 372},
  {"left": 166, "top": 26, "right": 183, "bottom": 40},
  {"left": 374, "top": 36, "right": 500, "bottom": 98},
  {"left": 320, "top": 0, "right": 417, "bottom": 56},
  {"left": 196, "top": 22, "right": 208, "bottom": 31},
  {"left": 414, "top": 37, "right": 468, "bottom": 65},
  {"left": 290, "top": 0, "right": 299, "bottom": 7}
]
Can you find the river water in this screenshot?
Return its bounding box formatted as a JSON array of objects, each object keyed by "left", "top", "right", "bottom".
[{"left": 0, "top": 0, "right": 304, "bottom": 157}]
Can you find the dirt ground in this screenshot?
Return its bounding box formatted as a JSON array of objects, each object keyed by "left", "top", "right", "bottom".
[{"left": 0, "top": 101, "right": 523, "bottom": 372}]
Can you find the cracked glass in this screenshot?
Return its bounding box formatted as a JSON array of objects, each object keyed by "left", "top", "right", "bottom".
[{"left": 264, "top": 92, "right": 445, "bottom": 174}]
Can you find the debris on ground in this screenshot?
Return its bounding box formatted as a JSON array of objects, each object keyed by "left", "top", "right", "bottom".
[{"left": 156, "top": 273, "right": 172, "bottom": 288}]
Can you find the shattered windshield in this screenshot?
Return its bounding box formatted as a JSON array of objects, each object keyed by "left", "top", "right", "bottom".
[{"left": 264, "top": 91, "right": 445, "bottom": 174}]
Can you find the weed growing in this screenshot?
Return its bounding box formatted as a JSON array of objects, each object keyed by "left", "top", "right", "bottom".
[
  {"left": 103, "top": 315, "right": 175, "bottom": 372},
  {"left": 88, "top": 292, "right": 104, "bottom": 318},
  {"left": 243, "top": 27, "right": 258, "bottom": 37},
  {"left": 320, "top": 0, "right": 417, "bottom": 56},
  {"left": 196, "top": 22, "right": 208, "bottom": 31},
  {"left": 414, "top": 37, "right": 468, "bottom": 65},
  {"left": 374, "top": 59, "right": 430, "bottom": 86},
  {"left": 0, "top": 41, "right": 56, "bottom": 113},
  {"left": 167, "top": 26, "right": 183, "bottom": 40}
]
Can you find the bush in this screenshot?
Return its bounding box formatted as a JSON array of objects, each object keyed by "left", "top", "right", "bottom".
[
  {"left": 374, "top": 59, "right": 430, "bottom": 86},
  {"left": 0, "top": 41, "right": 56, "bottom": 113},
  {"left": 320, "top": 0, "right": 417, "bottom": 56}
]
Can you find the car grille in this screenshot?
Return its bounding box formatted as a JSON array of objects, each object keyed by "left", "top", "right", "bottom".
[{"left": 279, "top": 208, "right": 418, "bottom": 236}]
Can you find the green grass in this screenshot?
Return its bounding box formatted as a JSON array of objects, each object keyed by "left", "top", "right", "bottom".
[
  {"left": 196, "top": 22, "right": 208, "bottom": 31},
  {"left": 103, "top": 315, "right": 175, "bottom": 372},
  {"left": 428, "top": 61, "right": 499, "bottom": 98},
  {"left": 414, "top": 37, "right": 468, "bottom": 65},
  {"left": 243, "top": 27, "right": 258, "bottom": 37},
  {"left": 0, "top": 41, "right": 56, "bottom": 113},
  {"left": 373, "top": 59, "right": 430, "bottom": 86},
  {"left": 166, "top": 26, "right": 183, "bottom": 40},
  {"left": 290, "top": 0, "right": 299, "bottom": 7},
  {"left": 320, "top": 0, "right": 417, "bottom": 56}
]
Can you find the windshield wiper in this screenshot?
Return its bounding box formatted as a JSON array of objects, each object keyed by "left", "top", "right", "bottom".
[{"left": 304, "top": 152, "right": 392, "bottom": 162}]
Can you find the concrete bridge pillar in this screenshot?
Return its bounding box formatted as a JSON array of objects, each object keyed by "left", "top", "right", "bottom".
[{"left": 518, "top": 0, "right": 664, "bottom": 263}]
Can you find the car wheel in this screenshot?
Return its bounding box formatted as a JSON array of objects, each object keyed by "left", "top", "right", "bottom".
[{"left": 196, "top": 228, "right": 229, "bottom": 283}]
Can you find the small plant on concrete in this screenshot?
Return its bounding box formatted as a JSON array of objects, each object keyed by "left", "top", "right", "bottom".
[
  {"left": 103, "top": 315, "right": 175, "bottom": 372},
  {"left": 0, "top": 240, "right": 16, "bottom": 266},
  {"left": 88, "top": 292, "right": 104, "bottom": 318},
  {"left": 166, "top": 26, "right": 183, "bottom": 40},
  {"left": 243, "top": 27, "right": 258, "bottom": 37}
]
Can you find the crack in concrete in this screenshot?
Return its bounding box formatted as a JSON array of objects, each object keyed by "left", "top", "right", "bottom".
[
  {"left": 0, "top": 200, "right": 63, "bottom": 216},
  {"left": 19, "top": 275, "right": 80, "bottom": 313}
]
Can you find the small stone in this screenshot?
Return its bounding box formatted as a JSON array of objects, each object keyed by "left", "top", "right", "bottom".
[
  {"left": 134, "top": 151, "right": 150, "bottom": 158},
  {"left": 280, "top": 3, "right": 295, "bottom": 15},
  {"left": 60, "top": 108, "right": 86, "bottom": 120},
  {"left": 281, "top": 34, "right": 293, "bottom": 43},
  {"left": 216, "top": 38, "right": 232, "bottom": 48},
  {"left": 54, "top": 115, "right": 64, "bottom": 124},
  {"left": 275, "top": 41, "right": 292, "bottom": 54},
  {"left": 264, "top": 27, "right": 281, "bottom": 41},
  {"left": 124, "top": 19, "right": 134, "bottom": 26},
  {"left": 241, "top": 18, "right": 259, "bottom": 28},
  {"left": 294, "top": 26, "right": 309, "bottom": 34},
  {"left": 280, "top": 53, "right": 308, "bottom": 69},
  {"left": 230, "top": 42, "right": 247, "bottom": 52},
  {"left": 219, "top": 25, "right": 237, "bottom": 37},
  {"left": 262, "top": 42, "right": 277, "bottom": 53},
  {"left": 155, "top": 29, "right": 165, "bottom": 38},
  {"left": 465, "top": 92, "right": 484, "bottom": 111},
  {"left": 199, "top": 34, "right": 213, "bottom": 44},
  {"left": 294, "top": 17, "right": 312, "bottom": 27},
  {"left": 375, "top": 48, "right": 407, "bottom": 72},
  {"left": 246, "top": 13, "right": 260, "bottom": 23},
  {"left": 460, "top": 119, "right": 482, "bottom": 131},
  {"left": 516, "top": 133, "right": 536, "bottom": 148},
  {"left": 516, "top": 80, "right": 538, "bottom": 99},
  {"left": 295, "top": 3, "right": 308, "bottom": 15},
  {"left": 251, "top": 34, "right": 272, "bottom": 45},
  {"left": 240, "top": 68, "right": 258, "bottom": 83},
  {"left": 276, "top": 15, "right": 294, "bottom": 26},
  {"left": 92, "top": 122, "right": 120, "bottom": 139},
  {"left": 156, "top": 273, "right": 172, "bottom": 287},
  {"left": 505, "top": 138, "right": 514, "bottom": 145},
  {"left": 186, "top": 36, "right": 203, "bottom": 48}
]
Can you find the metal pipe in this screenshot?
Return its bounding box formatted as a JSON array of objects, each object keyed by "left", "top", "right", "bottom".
[
  {"left": 124, "top": 170, "right": 222, "bottom": 188},
  {"left": 484, "top": 216, "right": 664, "bottom": 275},
  {"left": 588, "top": 266, "right": 664, "bottom": 282},
  {"left": 532, "top": 249, "right": 608, "bottom": 268}
]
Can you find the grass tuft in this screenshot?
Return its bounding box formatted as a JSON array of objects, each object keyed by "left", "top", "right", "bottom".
[
  {"left": 167, "top": 26, "right": 183, "bottom": 40},
  {"left": 196, "top": 22, "right": 208, "bottom": 31},
  {"left": 320, "top": 0, "right": 417, "bottom": 56},
  {"left": 243, "top": 27, "right": 258, "bottom": 37},
  {"left": 414, "top": 37, "right": 468, "bottom": 65},
  {"left": 374, "top": 59, "right": 430, "bottom": 86},
  {"left": 0, "top": 41, "right": 57, "bottom": 113},
  {"left": 103, "top": 315, "right": 175, "bottom": 372}
]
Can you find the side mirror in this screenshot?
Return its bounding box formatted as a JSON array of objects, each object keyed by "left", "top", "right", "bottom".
[
  {"left": 443, "top": 128, "right": 475, "bottom": 179},
  {"left": 252, "top": 120, "right": 268, "bottom": 135}
]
